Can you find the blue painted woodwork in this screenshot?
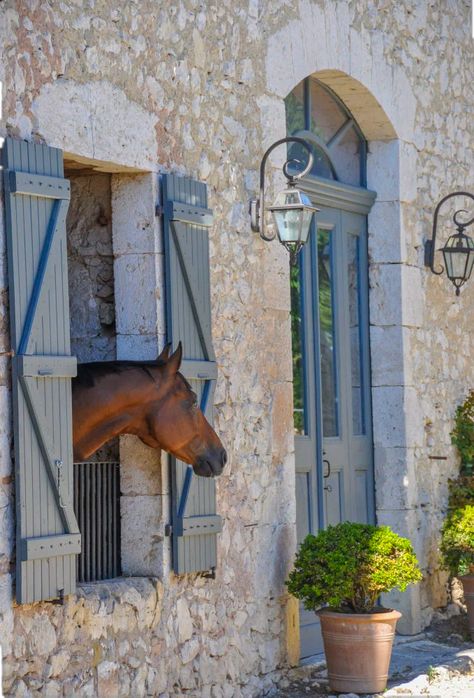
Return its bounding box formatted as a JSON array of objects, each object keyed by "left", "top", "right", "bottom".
[
  {"left": 2, "top": 137, "right": 79, "bottom": 603},
  {"left": 162, "top": 173, "right": 221, "bottom": 575}
]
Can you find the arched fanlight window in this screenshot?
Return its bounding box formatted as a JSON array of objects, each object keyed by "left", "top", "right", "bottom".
[{"left": 285, "top": 78, "right": 367, "bottom": 188}]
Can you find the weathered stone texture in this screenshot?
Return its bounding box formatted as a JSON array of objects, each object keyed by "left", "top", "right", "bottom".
[
  {"left": 0, "top": 0, "right": 473, "bottom": 694},
  {"left": 67, "top": 172, "right": 116, "bottom": 363},
  {"left": 66, "top": 170, "right": 119, "bottom": 462}
]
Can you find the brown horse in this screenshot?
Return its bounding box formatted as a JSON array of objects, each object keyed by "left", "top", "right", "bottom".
[{"left": 72, "top": 343, "right": 226, "bottom": 477}]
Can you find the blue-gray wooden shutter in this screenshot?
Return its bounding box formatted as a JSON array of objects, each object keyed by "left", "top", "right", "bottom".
[
  {"left": 162, "top": 173, "right": 221, "bottom": 575},
  {"left": 2, "top": 138, "right": 80, "bottom": 603}
]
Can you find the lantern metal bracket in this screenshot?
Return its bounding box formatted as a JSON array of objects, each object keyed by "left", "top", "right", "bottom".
[
  {"left": 425, "top": 191, "right": 474, "bottom": 275},
  {"left": 249, "top": 136, "right": 314, "bottom": 241}
]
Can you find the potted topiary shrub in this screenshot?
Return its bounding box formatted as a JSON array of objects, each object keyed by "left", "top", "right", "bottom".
[
  {"left": 287, "top": 522, "right": 422, "bottom": 694},
  {"left": 440, "top": 504, "right": 474, "bottom": 640}
]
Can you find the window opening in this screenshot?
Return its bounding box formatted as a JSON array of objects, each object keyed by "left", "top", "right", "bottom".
[
  {"left": 66, "top": 165, "right": 121, "bottom": 583},
  {"left": 285, "top": 77, "right": 368, "bottom": 187}
]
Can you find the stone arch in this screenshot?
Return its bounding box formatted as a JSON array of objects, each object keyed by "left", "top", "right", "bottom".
[
  {"left": 313, "top": 69, "right": 397, "bottom": 141},
  {"left": 265, "top": 4, "right": 416, "bottom": 144}
]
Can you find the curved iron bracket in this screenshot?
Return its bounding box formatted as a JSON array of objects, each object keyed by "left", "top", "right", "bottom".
[
  {"left": 425, "top": 191, "right": 474, "bottom": 275},
  {"left": 249, "top": 136, "right": 314, "bottom": 241}
]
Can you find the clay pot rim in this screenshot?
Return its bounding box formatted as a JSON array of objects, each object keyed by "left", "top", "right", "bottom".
[
  {"left": 459, "top": 573, "right": 474, "bottom": 581},
  {"left": 317, "top": 607, "right": 402, "bottom": 622}
]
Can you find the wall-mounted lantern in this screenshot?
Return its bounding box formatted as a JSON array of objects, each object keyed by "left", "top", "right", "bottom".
[
  {"left": 249, "top": 137, "right": 319, "bottom": 263},
  {"left": 425, "top": 191, "right": 474, "bottom": 296}
]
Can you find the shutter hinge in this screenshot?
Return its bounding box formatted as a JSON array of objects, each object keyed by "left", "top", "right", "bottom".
[
  {"left": 202, "top": 567, "right": 216, "bottom": 580},
  {"left": 165, "top": 524, "right": 173, "bottom": 537},
  {"left": 155, "top": 204, "right": 163, "bottom": 217},
  {"left": 48, "top": 588, "right": 65, "bottom": 605}
]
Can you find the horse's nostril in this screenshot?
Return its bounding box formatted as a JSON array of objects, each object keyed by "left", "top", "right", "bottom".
[{"left": 221, "top": 449, "right": 228, "bottom": 467}]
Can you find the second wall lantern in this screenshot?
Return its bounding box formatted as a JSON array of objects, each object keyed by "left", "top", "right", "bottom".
[
  {"left": 425, "top": 191, "right": 474, "bottom": 296},
  {"left": 249, "top": 137, "right": 319, "bottom": 262}
]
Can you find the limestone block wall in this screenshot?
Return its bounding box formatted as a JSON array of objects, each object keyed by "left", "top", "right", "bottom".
[
  {"left": 67, "top": 171, "right": 119, "bottom": 463},
  {"left": 0, "top": 0, "right": 472, "bottom": 695},
  {"left": 67, "top": 172, "right": 116, "bottom": 364}
]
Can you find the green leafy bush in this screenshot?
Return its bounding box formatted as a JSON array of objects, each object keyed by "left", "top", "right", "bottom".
[
  {"left": 447, "top": 476, "right": 474, "bottom": 509},
  {"left": 286, "top": 522, "right": 422, "bottom": 613},
  {"left": 451, "top": 391, "right": 474, "bottom": 476},
  {"left": 440, "top": 505, "right": 474, "bottom": 577}
]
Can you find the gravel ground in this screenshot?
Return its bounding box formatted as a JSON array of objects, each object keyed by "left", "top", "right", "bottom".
[{"left": 273, "top": 616, "right": 474, "bottom": 698}]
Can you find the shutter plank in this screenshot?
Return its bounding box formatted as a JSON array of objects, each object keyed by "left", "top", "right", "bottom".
[
  {"left": 163, "top": 173, "right": 220, "bottom": 574},
  {"left": 3, "top": 138, "right": 79, "bottom": 602}
]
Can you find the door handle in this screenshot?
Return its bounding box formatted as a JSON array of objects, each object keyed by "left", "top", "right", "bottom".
[
  {"left": 323, "top": 458, "right": 331, "bottom": 479},
  {"left": 323, "top": 450, "right": 332, "bottom": 490}
]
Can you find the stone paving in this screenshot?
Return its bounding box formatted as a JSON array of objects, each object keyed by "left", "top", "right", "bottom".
[{"left": 274, "top": 634, "right": 474, "bottom": 697}]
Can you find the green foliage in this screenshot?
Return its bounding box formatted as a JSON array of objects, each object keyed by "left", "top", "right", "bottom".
[
  {"left": 290, "top": 261, "right": 304, "bottom": 434},
  {"left": 451, "top": 390, "right": 474, "bottom": 476},
  {"left": 440, "top": 504, "right": 474, "bottom": 577},
  {"left": 317, "top": 229, "right": 333, "bottom": 340},
  {"left": 286, "top": 522, "right": 422, "bottom": 613},
  {"left": 447, "top": 476, "right": 474, "bottom": 509}
]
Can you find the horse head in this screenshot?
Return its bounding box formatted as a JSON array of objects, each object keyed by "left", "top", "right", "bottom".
[{"left": 152, "top": 343, "right": 227, "bottom": 478}]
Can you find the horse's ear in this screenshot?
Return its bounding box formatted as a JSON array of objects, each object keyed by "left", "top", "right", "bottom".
[
  {"left": 157, "top": 342, "right": 172, "bottom": 363},
  {"left": 167, "top": 342, "right": 183, "bottom": 374}
]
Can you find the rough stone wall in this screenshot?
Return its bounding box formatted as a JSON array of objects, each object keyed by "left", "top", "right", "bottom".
[
  {"left": 66, "top": 171, "right": 118, "bottom": 462},
  {"left": 67, "top": 172, "right": 116, "bottom": 364},
  {"left": 0, "top": 0, "right": 472, "bottom": 696}
]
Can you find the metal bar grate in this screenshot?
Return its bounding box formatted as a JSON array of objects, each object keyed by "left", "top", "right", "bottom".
[{"left": 74, "top": 462, "right": 121, "bottom": 582}]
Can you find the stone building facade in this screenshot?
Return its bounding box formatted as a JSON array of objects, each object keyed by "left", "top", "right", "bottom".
[{"left": 0, "top": 1, "right": 473, "bottom": 696}]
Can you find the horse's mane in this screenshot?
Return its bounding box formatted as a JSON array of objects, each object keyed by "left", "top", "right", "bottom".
[{"left": 74, "top": 359, "right": 166, "bottom": 389}]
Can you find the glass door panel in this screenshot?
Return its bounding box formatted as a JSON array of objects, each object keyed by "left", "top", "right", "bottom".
[
  {"left": 314, "top": 211, "right": 346, "bottom": 528},
  {"left": 347, "top": 232, "right": 365, "bottom": 436},
  {"left": 317, "top": 228, "right": 339, "bottom": 438},
  {"left": 291, "top": 262, "right": 307, "bottom": 436},
  {"left": 341, "top": 211, "right": 374, "bottom": 524}
]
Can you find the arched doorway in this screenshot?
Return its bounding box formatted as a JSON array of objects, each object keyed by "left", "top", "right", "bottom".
[{"left": 287, "top": 77, "right": 377, "bottom": 657}]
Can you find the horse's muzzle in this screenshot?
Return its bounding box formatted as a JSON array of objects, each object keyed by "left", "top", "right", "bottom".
[{"left": 194, "top": 447, "right": 227, "bottom": 478}]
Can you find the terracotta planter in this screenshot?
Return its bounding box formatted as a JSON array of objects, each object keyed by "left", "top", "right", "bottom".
[
  {"left": 460, "top": 573, "right": 474, "bottom": 640},
  {"left": 318, "top": 608, "right": 401, "bottom": 694}
]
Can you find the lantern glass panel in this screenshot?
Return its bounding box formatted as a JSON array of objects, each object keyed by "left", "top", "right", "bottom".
[
  {"left": 466, "top": 249, "right": 474, "bottom": 280},
  {"left": 272, "top": 209, "right": 304, "bottom": 243},
  {"left": 443, "top": 248, "right": 466, "bottom": 280},
  {"left": 300, "top": 208, "right": 314, "bottom": 243},
  {"left": 269, "top": 189, "right": 317, "bottom": 244},
  {"left": 442, "top": 232, "right": 474, "bottom": 282},
  {"left": 272, "top": 189, "right": 301, "bottom": 207}
]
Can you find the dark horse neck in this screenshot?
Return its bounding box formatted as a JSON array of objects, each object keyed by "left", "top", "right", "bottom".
[{"left": 71, "top": 360, "right": 166, "bottom": 461}]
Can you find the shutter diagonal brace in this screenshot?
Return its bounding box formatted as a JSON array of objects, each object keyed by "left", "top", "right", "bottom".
[
  {"left": 177, "top": 467, "right": 193, "bottom": 519},
  {"left": 13, "top": 193, "right": 79, "bottom": 535},
  {"left": 170, "top": 220, "right": 215, "bottom": 362},
  {"left": 18, "top": 375, "right": 79, "bottom": 534},
  {"left": 18, "top": 199, "right": 66, "bottom": 355}
]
